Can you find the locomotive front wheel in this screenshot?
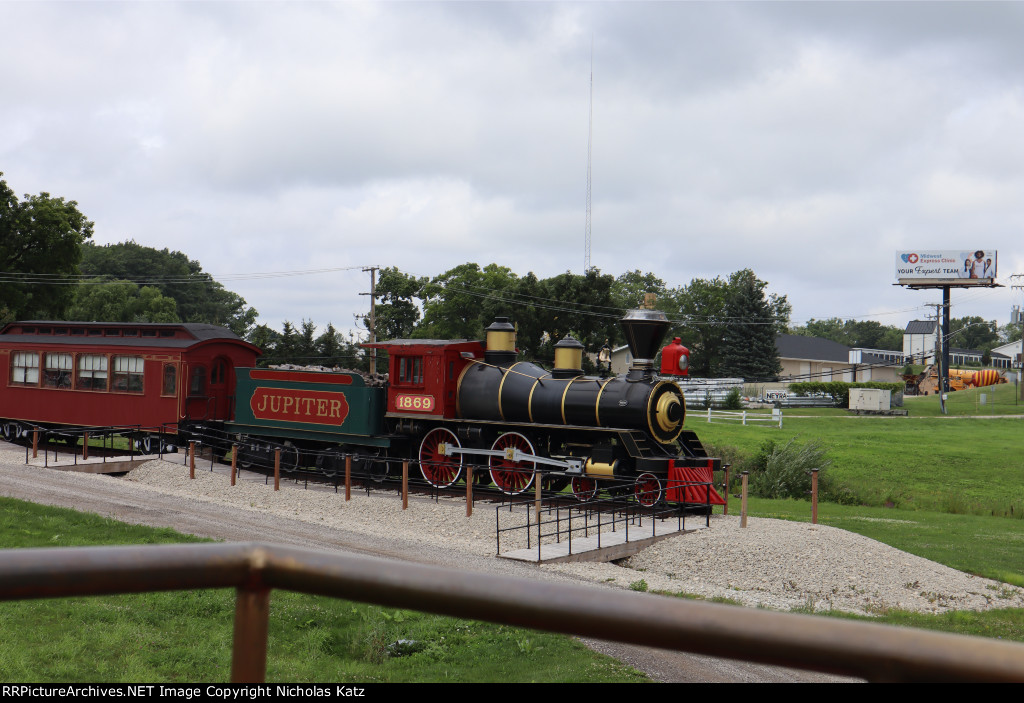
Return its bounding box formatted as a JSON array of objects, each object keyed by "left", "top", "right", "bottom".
[
  {"left": 418, "top": 428, "right": 463, "bottom": 488},
  {"left": 634, "top": 472, "right": 663, "bottom": 507},
  {"left": 488, "top": 432, "right": 536, "bottom": 494},
  {"left": 571, "top": 477, "right": 598, "bottom": 502}
]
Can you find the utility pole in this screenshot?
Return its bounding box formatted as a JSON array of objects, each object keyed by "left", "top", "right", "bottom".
[
  {"left": 359, "top": 267, "right": 379, "bottom": 375},
  {"left": 1012, "top": 274, "right": 1024, "bottom": 400},
  {"left": 925, "top": 302, "right": 946, "bottom": 414}
]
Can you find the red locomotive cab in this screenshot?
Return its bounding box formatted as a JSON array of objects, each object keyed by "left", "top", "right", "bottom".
[{"left": 659, "top": 337, "right": 690, "bottom": 377}]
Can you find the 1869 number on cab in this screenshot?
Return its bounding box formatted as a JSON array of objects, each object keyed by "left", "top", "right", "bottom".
[{"left": 395, "top": 394, "right": 435, "bottom": 412}]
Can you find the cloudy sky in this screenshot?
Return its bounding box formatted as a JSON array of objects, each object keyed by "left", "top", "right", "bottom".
[{"left": 3, "top": 1, "right": 1022, "bottom": 338}]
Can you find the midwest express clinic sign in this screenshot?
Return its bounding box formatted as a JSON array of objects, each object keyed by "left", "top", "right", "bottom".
[{"left": 895, "top": 250, "right": 997, "bottom": 285}]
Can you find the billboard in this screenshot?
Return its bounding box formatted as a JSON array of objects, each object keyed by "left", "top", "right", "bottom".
[{"left": 895, "top": 250, "right": 997, "bottom": 286}]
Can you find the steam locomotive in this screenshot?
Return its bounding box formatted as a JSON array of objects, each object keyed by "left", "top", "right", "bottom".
[{"left": 229, "top": 308, "right": 723, "bottom": 505}]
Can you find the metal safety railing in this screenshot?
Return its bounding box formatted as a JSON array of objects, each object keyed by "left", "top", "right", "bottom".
[
  {"left": 495, "top": 479, "right": 714, "bottom": 561},
  {"left": 18, "top": 423, "right": 179, "bottom": 468},
  {"left": 0, "top": 542, "right": 1022, "bottom": 683}
]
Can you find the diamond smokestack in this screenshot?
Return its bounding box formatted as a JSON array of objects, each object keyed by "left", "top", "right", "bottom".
[{"left": 619, "top": 308, "right": 670, "bottom": 375}]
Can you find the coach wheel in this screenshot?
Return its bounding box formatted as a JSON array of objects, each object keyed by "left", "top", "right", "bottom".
[
  {"left": 1, "top": 423, "right": 13, "bottom": 442},
  {"left": 634, "top": 473, "right": 663, "bottom": 507},
  {"left": 135, "top": 435, "right": 160, "bottom": 454},
  {"left": 488, "top": 432, "right": 536, "bottom": 495},
  {"left": 418, "top": 428, "right": 463, "bottom": 488},
  {"left": 571, "top": 477, "right": 598, "bottom": 502}
]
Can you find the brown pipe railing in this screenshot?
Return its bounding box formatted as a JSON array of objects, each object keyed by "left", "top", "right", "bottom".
[{"left": 1, "top": 542, "right": 1023, "bottom": 682}]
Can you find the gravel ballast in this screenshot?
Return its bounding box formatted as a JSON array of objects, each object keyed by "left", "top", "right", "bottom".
[{"left": 116, "top": 457, "right": 1024, "bottom": 616}]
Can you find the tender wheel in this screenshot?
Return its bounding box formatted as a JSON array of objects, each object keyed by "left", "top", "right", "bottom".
[
  {"left": 634, "top": 472, "right": 663, "bottom": 507},
  {"left": 571, "top": 476, "right": 598, "bottom": 502},
  {"left": 316, "top": 448, "right": 346, "bottom": 478},
  {"left": 418, "top": 428, "right": 463, "bottom": 488},
  {"left": 360, "top": 448, "right": 388, "bottom": 483},
  {"left": 280, "top": 442, "right": 300, "bottom": 471},
  {"left": 488, "top": 432, "right": 536, "bottom": 495}
]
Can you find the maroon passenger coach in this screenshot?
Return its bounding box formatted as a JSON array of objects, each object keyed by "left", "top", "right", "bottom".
[{"left": 0, "top": 321, "right": 260, "bottom": 444}]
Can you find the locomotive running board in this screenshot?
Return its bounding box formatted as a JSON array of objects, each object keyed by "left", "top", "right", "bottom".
[{"left": 438, "top": 443, "right": 584, "bottom": 473}]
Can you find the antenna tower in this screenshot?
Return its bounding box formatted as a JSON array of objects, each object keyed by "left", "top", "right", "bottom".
[{"left": 584, "top": 43, "right": 593, "bottom": 273}]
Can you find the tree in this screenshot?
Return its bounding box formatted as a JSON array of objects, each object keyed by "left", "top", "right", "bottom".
[
  {"left": 948, "top": 316, "right": 999, "bottom": 351},
  {"left": 790, "top": 318, "right": 903, "bottom": 351},
  {"left": 0, "top": 174, "right": 94, "bottom": 321},
  {"left": 67, "top": 279, "right": 179, "bottom": 323},
  {"left": 79, "top": 241, "right": 258, "bottom": 336},
  {"left": 372, "top": 267, "right": 425, "bottom": 340},
  {"left": 612, "top": 270, "right": 667, "bottom": 311},
  {"left": 670, "top": 276, "right": 731, "bottom": 377},
  {"left": 716, "top": 269, "right": 789, "bottom": 379},
  {"left": 417, "top": 263, "right": 520, "bottom": 340}
]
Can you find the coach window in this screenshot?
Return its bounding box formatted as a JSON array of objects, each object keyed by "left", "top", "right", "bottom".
[
  {"left": 162, "top": 364, "right": 177, "bottom": 396},
  {"left": 211, "top": 360, "right": 226, "bottom": 385},
  {"left": 189, "top": 366, "right": 207, "bottom": 396},
  {"left": 11, "top": 352, "right": 40, "bottom": 386},
  {"left": 43, "top": 353, "right": 73, "bottom": 389},
  {"left": 77, "top": 354, "right": 108, "bottom": 391},
  {"left": 397, "top": 356, "right": 423, "bottom": 385},
  {"left": 112, "top": 356, "right": 145, "bottom": 393}
]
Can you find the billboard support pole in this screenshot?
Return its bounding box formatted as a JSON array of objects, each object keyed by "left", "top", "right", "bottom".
[{"left": 941, "top": 285, "right": 951, "bottom": 415}]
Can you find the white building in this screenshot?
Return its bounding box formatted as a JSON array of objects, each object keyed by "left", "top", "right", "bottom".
[{"left": 903, "top": 320, "right": 937, "bottom": 365}]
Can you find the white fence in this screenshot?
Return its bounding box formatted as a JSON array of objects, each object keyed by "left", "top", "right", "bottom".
[{"left": 704, "top": 407, "right": 783, "bottom": 428}]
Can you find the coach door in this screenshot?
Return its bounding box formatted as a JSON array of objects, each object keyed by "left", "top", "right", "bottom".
[{"left": 208, "top": 356, "right": 233, "bottom": 420}]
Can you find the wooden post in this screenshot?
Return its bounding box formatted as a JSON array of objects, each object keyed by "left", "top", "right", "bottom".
[
  {"left": 466, "top": 464, "right": 473, "bottom": 517},
  {"left": 189, "top": 442, "right": 195, "bottom": 479},
  {"left": 723, "top": 464, "right": 730, "bottom": 515},
  {"left": 811, "top": 468, "right": 819, "bottom": 525},
  {"left": 402, "top": 460, "right": 409, "bottom": 510},
  {"left": 82, "top": 432, "right": 89, "bottom": 460},
  {"left": 534, "top": 471, "right": 542, "bottom": 524},
  {"left": 231, "top": 586, "right": 270, "bottom": 683},
  {"left": 32, "top": 430, "right": 38, "bottom": 459},
  {"left": 231, "top": 445, "right": 238, "bottom": 487},
  {"left": 274, "top": 449, "right": 281, "bottom": 491},
  {"left": 740, "top": 471, "right": 749, "bottom": 528},
  {"left": 344, "top": 454, "right": 351, "bottom": 501}
]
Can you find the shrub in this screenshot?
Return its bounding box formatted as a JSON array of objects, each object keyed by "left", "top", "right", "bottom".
[
  {"left": 722, "top": 387, "right": 743, "bottom": 410},
  {"left": 748, "top": 437, "right": 833, "bottom": 500}
]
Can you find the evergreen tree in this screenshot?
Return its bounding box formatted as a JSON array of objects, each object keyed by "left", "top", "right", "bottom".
[{"left": 717, "top": 270, "right": 788, "bottom": 378}]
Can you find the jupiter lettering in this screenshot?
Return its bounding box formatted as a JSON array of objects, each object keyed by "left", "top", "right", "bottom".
[{"left": 250, "top": 387, "right": 349, "bottom": 426}]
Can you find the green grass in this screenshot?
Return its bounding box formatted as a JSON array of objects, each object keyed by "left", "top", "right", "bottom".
[
  {"left": 699, "top": 415, "right": 1024, "bottom": 515},
  {"left": 903, "top": 381, "right": 1024, "bottom": 416},
  {"left": 0, "top": 497, "right": 646, "bottom": 683}
]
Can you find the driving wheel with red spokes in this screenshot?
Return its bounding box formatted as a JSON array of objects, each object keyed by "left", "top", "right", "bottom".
[
  {"left": 418, "top": 427, "right": 463, "bottom": 488},
  {"left": 488, "top": 432, "right": 536, "bottom": 494}
]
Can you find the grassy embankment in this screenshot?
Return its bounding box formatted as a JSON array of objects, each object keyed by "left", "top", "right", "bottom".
[
  {"left": 0, "top": 498, "right": 645, "bottom": 683},
  {"left": 688, "top": 386, "right": 1024, "bottom": 639}
]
